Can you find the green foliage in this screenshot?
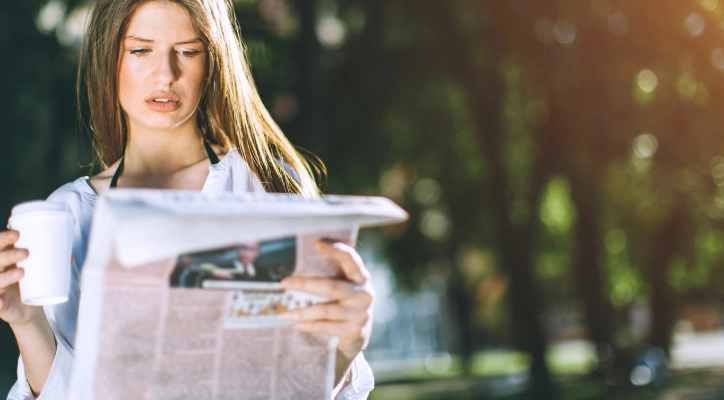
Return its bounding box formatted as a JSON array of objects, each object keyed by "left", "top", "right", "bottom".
[
  {"left": 536, "top": 251, "right": 571, "bottom": 279},
  {"left": 606, "top": 251, "right": 641, "bottom": 307},
  {"left": 502, "top": 63, "right": 535, "bottom": 226},
  {"left": 668, "top": 226, "right": 724, "bottom": 293},
  {"left": 539, "top": 176, "right": 576, "bottom": 236}
]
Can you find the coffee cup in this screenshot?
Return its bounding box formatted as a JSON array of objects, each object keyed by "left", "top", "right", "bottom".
[{"left": 7, "top": 200, "right": 75, "bottom": 306}]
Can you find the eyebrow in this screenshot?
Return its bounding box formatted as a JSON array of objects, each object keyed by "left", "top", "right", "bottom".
[{"left": 124, "top": 36, "right": 203, "bottom": 45}]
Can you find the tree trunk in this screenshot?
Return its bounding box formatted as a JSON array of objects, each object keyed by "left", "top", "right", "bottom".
[
  {"left": 504, "top": 229, "right": 558, "bottom": 399},
  {"left": 649, "top": 203, "right": 689, "bottom": 355},
  {"left": 446, "top": 265, "right": 476, "bottom": 375},
  {"left": 420, "top": 1, "right": 558, "bottom": 398},
  {"left": 291, "top": 0, "right": 321, "bottom": 145},
  {"left": 568, "top": 170, "right": 616, "bottom": 365}
]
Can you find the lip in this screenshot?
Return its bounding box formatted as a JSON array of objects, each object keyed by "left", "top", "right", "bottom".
[{"left": 144, "top": 91, "right": 181, "bottom": 112}]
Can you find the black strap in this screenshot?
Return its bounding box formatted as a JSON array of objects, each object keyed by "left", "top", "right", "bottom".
[
  {"left": 204, "top": 141, "right": 219, "bottom": 164},
  {"left": 109, "top": 157, "right": 124, "bottom": 188},
  {"left": 110, "top": 142, "right": 219, "bottom": 189}
]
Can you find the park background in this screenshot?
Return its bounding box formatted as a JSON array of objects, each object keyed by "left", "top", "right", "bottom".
[{"left": 3, "top": 0, "right": 724, "bottom": 399}]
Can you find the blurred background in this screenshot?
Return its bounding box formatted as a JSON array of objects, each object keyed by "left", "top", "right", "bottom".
[{"left": 4, "top": 0, "right": 724, "bottom": 399}]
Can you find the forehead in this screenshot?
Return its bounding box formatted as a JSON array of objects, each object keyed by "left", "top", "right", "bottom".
[{"left": 125, "top": 2, "right": 198, "bottom": 41}]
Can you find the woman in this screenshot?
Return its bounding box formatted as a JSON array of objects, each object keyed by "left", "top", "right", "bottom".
[{"left": 1, "top": 0, "right": 375, "bottom": 398}]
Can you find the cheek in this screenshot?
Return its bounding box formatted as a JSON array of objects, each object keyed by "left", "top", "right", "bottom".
[
  {"left": 117, "top": 61, "right": 143, "bottom": 108},
  {"left": 188, "top": 59, "right": 208, "bottom": 98}
]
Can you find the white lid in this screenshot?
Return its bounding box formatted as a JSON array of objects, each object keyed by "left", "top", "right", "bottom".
[
  {"left": 8, "top": 201, "right": 75, "bottom": 229},
  {"left": 11, "top": 200, "right": 71, "bottom": 216}
]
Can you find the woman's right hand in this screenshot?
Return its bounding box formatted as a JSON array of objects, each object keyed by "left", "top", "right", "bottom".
[{"left": 0, "top": 230, "right": 38, "bottom": 327}]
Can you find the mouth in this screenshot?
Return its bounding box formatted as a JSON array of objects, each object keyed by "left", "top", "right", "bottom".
[{"left": 145, "top": 92, "right": 181, "bottom": 111}]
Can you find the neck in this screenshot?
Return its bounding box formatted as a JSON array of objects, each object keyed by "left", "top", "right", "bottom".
[{"left": 124, "top": 119, "right": 207, "bottom": 177}]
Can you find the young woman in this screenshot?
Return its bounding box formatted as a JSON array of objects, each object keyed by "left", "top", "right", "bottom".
[{"left": 1, "top": 1, "right": 375, "bottom": 398}]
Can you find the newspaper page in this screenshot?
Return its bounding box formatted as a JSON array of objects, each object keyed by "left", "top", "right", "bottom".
[{"left": 69, "top": 190, "right": 407, "bottom": 400}]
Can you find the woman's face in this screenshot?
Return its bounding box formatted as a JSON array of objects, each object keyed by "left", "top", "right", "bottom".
[{"left": 118, "top": 2, "right": 207, "bottom": 133}]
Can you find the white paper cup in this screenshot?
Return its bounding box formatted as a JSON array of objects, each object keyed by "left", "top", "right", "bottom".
[{"left": 7, "top": 201, "right": 75, "bottom": 306}]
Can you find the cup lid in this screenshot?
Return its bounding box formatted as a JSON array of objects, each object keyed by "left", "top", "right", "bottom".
[{"left": 11, "top": 200, "right": 71, "bottom": 217}]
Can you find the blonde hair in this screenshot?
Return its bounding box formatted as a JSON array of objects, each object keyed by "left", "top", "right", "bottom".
[{"left": 78, "top": 0, "right": 322, "bottom": 196}]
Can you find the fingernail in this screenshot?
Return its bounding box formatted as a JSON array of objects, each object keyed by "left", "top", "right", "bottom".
[
  {"left": 281, "top": 279, "right": 295, "bottom": 289},
  {"left": 283, "top": 312, "right": 298, "bottom": 321},
  {"left": 296, "top": 323, "right": 308, "bottom": 330}
]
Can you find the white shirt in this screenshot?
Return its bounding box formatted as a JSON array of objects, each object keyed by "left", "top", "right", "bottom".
[{"left": 7, "top": 149, "right": 374, "bottom": 400}]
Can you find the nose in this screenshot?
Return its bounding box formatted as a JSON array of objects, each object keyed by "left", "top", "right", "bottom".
[{"left": 151, "top": 49, "right": 179, "bottom": 86}]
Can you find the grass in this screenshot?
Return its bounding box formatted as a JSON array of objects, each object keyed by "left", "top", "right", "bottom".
[
  {"left": 371, "top": 342, "right": 597, "bottom": 385},
  {"left": 368, "top": 345, "right": 724, "bottom": 400},
  {"left": 369, "top": 371, "right": 724, "bottom": 400}
]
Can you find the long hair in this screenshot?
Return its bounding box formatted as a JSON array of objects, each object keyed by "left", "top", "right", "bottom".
[{"left": 77, "top": 0, "right": 322, "bottom": 196}]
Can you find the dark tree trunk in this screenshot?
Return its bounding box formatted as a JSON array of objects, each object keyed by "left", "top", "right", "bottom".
[
  {"left": 421, "top": 1, "right": 558, "bottom": 398},
  {"left": 291, "top": 0, "right": 321, "bottom": 145},
  {"left": 649, "top": 203, "right": 690, "bottom": 355},
  {"left": 568, "top": 170, "right": 616, "bottom": 362},
  {"left": 503, "top": 230, "right": 558, "bottom": 399},
  {"left": 446, "top": 265, "right": 476, "bottom": 374}
]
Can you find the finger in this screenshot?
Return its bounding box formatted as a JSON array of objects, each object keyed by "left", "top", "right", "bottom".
[
  {"left": 0, "top": 248, "right": 28, "bottom": 271},
  {"left": 316, "top": 241, "right": 370, "bottom": 285},
  {"left": 296, "top": 320, "right": 358, "bottom": 337},
  {"left": 0, "top": 230, "right": 20, "bottom": 249},
  {"left": 284, "top": 303, "right": 362, "bottom": 323},
  {"left": 282, "top": 277, "right": 363, "bottom": 300},
  {"left": 0, "top": 266, "right": 23, "bottom": 289}
]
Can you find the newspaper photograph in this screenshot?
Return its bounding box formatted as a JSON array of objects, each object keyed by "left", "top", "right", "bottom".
[
  {"left": 68, "top": 190, "right": 407, "bottom": 400},
  {"left": 172, "top": 236, "right": 334, "bottom": 328}
]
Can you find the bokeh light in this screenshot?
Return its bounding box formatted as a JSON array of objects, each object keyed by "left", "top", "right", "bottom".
[
  {"left": 710, "top": 157, "right": 724, "bottom": 186},
  {"left": 607, "top": 12, "right": 629, "bottom": 36},
  {"left": 711, "top": 48, "right": 724, "bottom": 70},
  {"left": 633, "top": 133, "right": 658, "bottom": 158},
  {"left": 35, "top": 0, "right": 65, "bottom": 35},
  {"left": 553, "top": 20, "right": 577, "bottom": 44},
  {"left": 56, "top": 5, "right": 91, "bottom": 47},
  {"left": 424, "top": 352, "right": 453, "bottom": 374},
  {"left": 630, "top": 365, "right": 654, "bottom": 386},
  {"left": 413, "top": 178, "right": 441, "bottom": 206},
  {"left": 636, "top": 70, "right": 658, "bottom": 93},
  {"left": 711, "top": 164, "right": 724, "bottom": 180},
  {"left": 343, "top": 6, "right": 366, "bottom": 34},
  {"left": 316, "top": 15, "right": 347, "bottom": 49},
  {"left": 685, "top": 12, "right": 705, "bottom": 37},
  {"left": 677, "top": 73, "right": 698, "bottom": 100},
  {"left": 420, "top": 209, "right": 451, "bottom": 241},
  {"left": 699, "top": 0, "right": 719, "bottom": 11},
  {"left": 605, "top": 229, "right": 627, "bottom": 254}
]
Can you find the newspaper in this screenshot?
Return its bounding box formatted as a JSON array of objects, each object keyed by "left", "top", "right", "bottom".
[{"left": 68, "top": 190, "right": 407, "bottom": 400}]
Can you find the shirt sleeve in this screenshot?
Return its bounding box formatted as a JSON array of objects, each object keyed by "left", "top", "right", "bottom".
[
  {"left": 7, "top": 251, "right": 81, "bottom": 400},
  {"left": 6, "top": 335, "right": 73, "bottom": 400},
  {"left": 333, "top": 352, "right": 375, "bottom": 400}
]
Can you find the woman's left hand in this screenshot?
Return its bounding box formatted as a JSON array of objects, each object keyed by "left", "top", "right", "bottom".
[{"left": 281, "top": 240, "right": 374, "bottom": 382}]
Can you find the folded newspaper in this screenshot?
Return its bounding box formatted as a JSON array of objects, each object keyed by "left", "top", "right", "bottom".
[{"left": 68, "top": 190, "right": 408, "bottom": 399}]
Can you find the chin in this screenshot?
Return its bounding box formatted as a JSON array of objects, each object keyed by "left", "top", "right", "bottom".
[{"left": 131, "top": 113, "right": 195, "bottom": 132}]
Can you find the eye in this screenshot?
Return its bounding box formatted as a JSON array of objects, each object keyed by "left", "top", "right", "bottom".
[
  {"left": 129, "top": 48, "right": 150, "bottom": 57},
  {"left": 180, "top": 50, "right": 201, "bottom": 57}
]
